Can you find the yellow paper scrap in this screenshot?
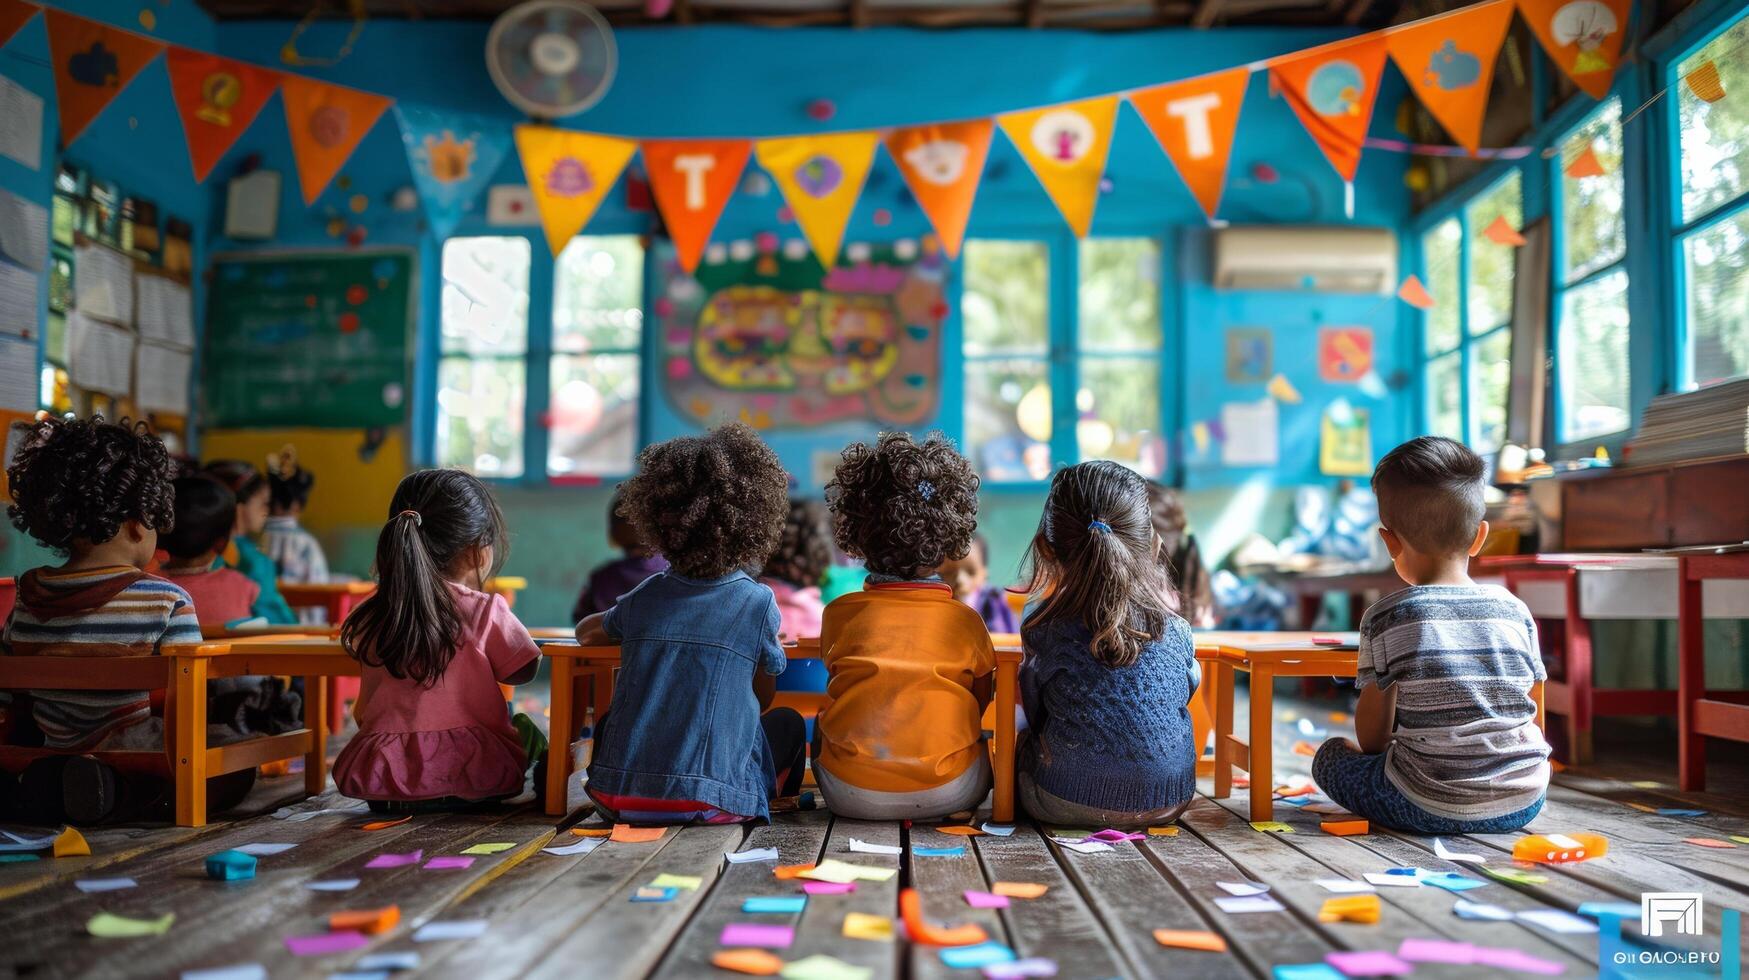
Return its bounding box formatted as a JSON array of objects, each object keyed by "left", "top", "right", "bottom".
[
  {"left": 649, "top": 873, "right": 702, "bottom": 891},
  {"left": 780, "top": 954, "right": 875, "bottom": 980},
  {"left": 87, "top": 912, "right": 175, "bottom": 938},
  {"left": 1318, "top": 894, "right": 1381, "bottom": 923},
  {"left": 1251, "top": 821, "right": 1294, "bottom": 834},
  {"left": 53, "top": 826, "right": 91, "bottom": 858},
  {"left": 799, "top": 859, "right": 896, "bottom": 884},
  {"left": 1731, "top": 836, "right": 1749, "bottom": 846},
  {"left": 461, "top": 842, "right": 517, "bottom": 855},
  {"left": 842, "top": 912, "right": 894, "bottom": 941},
  {"left": 1146, "top": 826, "right": 1179, "bottom": 837}
]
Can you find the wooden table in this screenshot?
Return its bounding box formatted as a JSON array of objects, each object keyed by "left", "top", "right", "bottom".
[
  {"left": 1679, "top": 550, "right": 1749, "bottom": 790},
  {"left": 1267, "top": 566, "right": 1404, "bottom": 630}
]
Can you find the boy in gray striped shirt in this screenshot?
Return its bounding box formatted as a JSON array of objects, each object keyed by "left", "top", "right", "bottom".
[{"left": 1312, "top": 436, "right": 1550, "bottom": 833}]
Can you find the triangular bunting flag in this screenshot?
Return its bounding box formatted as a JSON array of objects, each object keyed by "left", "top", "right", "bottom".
[
  {"left": 1270, "top": 35, "right": 1389, "bottom": 182},
  {"left": 281, "top": 75, "right": 392, "bottom": 205},
  {"left": 1483, "top": 214, "right": 1526, "bottom": 246},
  {"left": 166, "top": 49, "right": 282, "bottom": 183},
  {"left": 0, "top": 0, "right": 37, "bottom": 50},
  {"left": 514, "top": 125, "right": 637, "bottom": 257},
  {"left": 998, "top": 96, "right": 1119, "bottom": 237},
  {"left": 642, "top": 139, "right": 752, "bottom": 273},
  {"left": 1397, "top": 274, "right": 1436, "bottom": 309},
  {"left": 1516, "top": 0, "right": 1632, "bottom": 100},
  {"left": 754, "top": 132, "right": 880, "bottom": 269},
  {"left": 396, "top": 104, "right": 512, "bottom": 239},
  {"left": 44, "top": 9, "right": 166, "bottom": 146},
  {"left": 885, "top": 119, "right": 993, "bottom": 259},
  {"left": 1564, "top": 144, "right": 1605, "bottom": 178},
  {"left": 1386, "top": 0, "right": 1514, "bottom": 156},
  {"left": 1127, "top": 67, "right": 1251, "bottom": 221},
  {"left": 1684, "top": 61, "right": 1724, "bottom": 103}
]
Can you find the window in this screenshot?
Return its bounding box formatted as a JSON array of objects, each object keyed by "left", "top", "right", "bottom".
[
  {"left": 1674, "top": 12, "right": 1749, "bottom": 388},
  {"left": 1077, "top": 238, "right": 1163, "bottom": 478},
  {"left": 551, "top": 236, "right": 643, "bottom": 478},
  {"left": 437, "top": 236, "right": 530, "bottom": 477},
  {"left": 1555, "top": 100, "right": 1632, "bottom": 441},
  {"left": 961, "top": 240, "right": 1051, "bottom": 482},
  {"left": 1419, "top": 171, "right": 1519, "bottom": 452}
]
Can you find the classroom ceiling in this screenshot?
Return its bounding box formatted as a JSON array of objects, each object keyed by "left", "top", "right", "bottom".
[{"left": 195, "top": 0, "right": 1407, "bottom": 31}]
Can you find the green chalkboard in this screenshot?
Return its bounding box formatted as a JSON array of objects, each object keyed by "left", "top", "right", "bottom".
[{"left": 204, "top": 250, "right": 414, "bottom": 428}]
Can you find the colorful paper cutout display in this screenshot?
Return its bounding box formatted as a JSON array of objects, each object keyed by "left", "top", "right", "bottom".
[
  {"left": 165, "top": 49, "right": 282, "bottom": 183},
  {"left": 1318, "top": 326, "right": 1374, "bottom": 382},
  {"left": 964, "top": 890, "right": 1010, "bottom": 909},
  {"left": 642, "top": 139, "right": 753, "bottom": 273},
  {"left": 1275, "top": 965, "right": 1346, "bottom": 980},
  {"left": 1564, "top": 145, "right": 1607, "bottom": 178},
  {"left": 803, "top": 881, "right": 856, "bottom": 895},
  {"left": 0, "top": 0, "right": 37, "bottom": 50},
  {"left": 650, "top": 873, "right": 704, "bottom": 890},
  {"left": 1320, "top": 403, "right": 1372, "bottom": 477},
  {"left": 364, "top": 850, "right": 423, "bottom": 869},
  {"left": 1384, "top": 0, "right": 1514, "bottom": 155},
  {"left": 461, "top": 842, "right": 518, "bottom": 855},
  {"left": 1482, "top": 215, "right": 1527, "bottom": 246},
  {"left": 939, "top": 941, "right": 1017, "bottom": 969},
  {"left": 712, "top": 948, "right": 786, "bottom": 976},
  {"left": 632, "top": 886, "right": 679, "bottom": 903},
  {"left": 743, "top": 895, "right": 808, "bottom": 914},
  {"left": 396, "top": 104, "right": 513, "bottom": 240},
  {"left": 1685, "top": 61, "right": 1726, "bottom": 103},
  {"left": 1153, "top": 929, "right": 1228, "bottom": 952},
  {"left": 1128, "top": 67, "right": 1251, "bottom": 220},
  {"left": 1269, "top": 35, "right": 1389, "bottom": 181},
  {"left": 997, "top": 96, "right": 1119, "bottom": 237},
  {"left": 1519, "top": 0, "right": 1632, "bottom": 99},
  {"left": 279, "top": 75, "right": 391, "bottom": 205},
  {"left": 1397, "top": 275, "right": 1436, "bottom": 309},
  {"left": 1325, "top": 950, "right": 1412, "bottom": 976},
  {"left": 780, "top": 954, "right": 874, "bottom": 980},
  {"left": 515, "top": 125, "right": 638, "bottom": 257},
  {"left": 755, "top": 132, "right": 881, "bottom": 269},
  {"left": 885, "top": 120, "right": 994, "bottom": 259},
  {"left": 1512, "top": 832, "right": 1607, "bottom": 864},
  {"left": 425, "top": 856, "right": 475, "bottom": 870},
  {"left": 44, "top": 10, "right": 167, "bottom": 146}
]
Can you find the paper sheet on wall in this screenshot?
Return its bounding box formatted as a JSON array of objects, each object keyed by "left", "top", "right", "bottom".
[
  {"left": 135, "top": 342, "right": 189, "bottom": 414},
  {"left": 0, "top": 189, "right": 47, "bottom": 273},
  {"left": 1220, "top": 398, "right": 1279, "bottom": 467},
  {"left": 0, "top": 260, "right": 36, "bottom": 339},
  {"left": 0, "top": 75, "right": 43, "bottom": 172},
  {"left": 0, "top": 335, "right": 36, "bottom": 412},
  {"left": 134, "top": 273, "right": 193, "bottom": 349},
  {"left": 74, "top": 243, "right": 133, "bottom": 325},
  {"left": 1319, "top": 403, "right": 1372, "bottom": 477},
  {"left": 68, "top": 312, "right": 134, "bottom": 397}
]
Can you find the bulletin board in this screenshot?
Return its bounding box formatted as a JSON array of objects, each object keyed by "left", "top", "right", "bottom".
[{"left": 203, "top": 250, "right": 414, "bottom": 428}]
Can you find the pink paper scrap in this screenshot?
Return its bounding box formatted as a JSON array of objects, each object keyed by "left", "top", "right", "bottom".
[
  {"left": 964, "top": 890, "right": 1011, "bottom": 909},
  {"left": 1084, "top": 829, "right": 1144, "bottom": 843},
  {"left": 719, "top": 923, "right": 794, "bottom": 948},
  {"left": 1397, "top": 938, "right": 1476, "bottom": 964},
  {"left": 1473, "top": 947, "right": 1566, "bottom": 975},
  {"left": 364, "top": 850, "right": 423, "bottom": 869},
  {"left": 1324, "top": 951, "right": 1413, "bottom": 977},
  {"left": 285, "top": 931, "right": 370, "bottom": 956},
  {"left": 803, "top": 881, "right": 857, "bottom": 895},
  {"left": 425, "top": 856, "right": 475, "bottom": 870}
]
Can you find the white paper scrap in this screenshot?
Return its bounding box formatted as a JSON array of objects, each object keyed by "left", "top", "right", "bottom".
[
  {"left": 412, "top": 919, "right": 488, "bottom": 942},
  {"left": 1363, "top": 872, "right": 1423, "bottom": 887},
  {"left": 1433, "top": 838, "right": 1486, "bottom": 864},
  {"left": 1216, "top": 881, "right": 1271, "bottom": 897},
  {"left": 848, "top": 839, "right": 902, "bottom": 856},
  {"left": 726, "top": 847, "right": 781, "bottom": 864},
  {"left": 1314, "top": 879, "right": 1376, "bottom": 894},
  {"left": 1214, "top": 895, "right": 1286, "bottom": 914},
  {"left": 1515, "top": 908, "right": 1598, "bottom": 935},
  {"left": 306, "top": 879, "right": 361, "bottom": 892},
  {"left": 0, "top": 189, "right": 46, "bottom": 273},
  {"left": 0, "top": 74, "right": 44, "bottom": 172},
  {"left": 75, "top": 878, "right": 138, "bottom": 893},
  {"left": 234, "top": 842, "right": 297, "bottom": 856},
  {"left": 542, "top": 837, "right": 605, "bottom": 857}
]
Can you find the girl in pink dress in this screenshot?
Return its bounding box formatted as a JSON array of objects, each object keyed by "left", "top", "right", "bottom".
[{"left": 332, "top": 470, "right": 545, "bottom": 812}]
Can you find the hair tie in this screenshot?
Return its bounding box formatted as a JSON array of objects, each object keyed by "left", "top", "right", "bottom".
[
  {"left": 397, "top": 509, "right": 422, "bottom": 527},
  {"left": 1087, "top": 520, "right": 1112, "bottom": 534},
  {"left": 917, "top": 480, "right": 936, "bottom": 501}
]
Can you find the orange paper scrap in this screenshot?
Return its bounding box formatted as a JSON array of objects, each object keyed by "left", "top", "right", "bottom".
[
  {"left": 1320, "top": 819, "right": 1370, "bottom": 837},
  {"left": 1154, "top": 929, "right": 1229, "bottom": 952},
  {"left": 899, "top": 887, "right": 988, "bottom": 947},
  {"left": 328, "top": 906, "right": 400, "bottom": 935},
  {"left": 610, "top": 825, "right": 666, "bottom": 844},
  {"left": 935, "top": 826, "right": 985, "bottom": 836},
  {"left": 1397, "top": 275, "right": 1436, "bottom": 310},
  {"left": 1291, "top": 740, "right": 1317, "bottom": 757},
  {"left": 774, "top": 864, "right": 816, "bottom": 880},
  {"left": 711, "top": 948, "right": 786, "bottom": 976},
  {"left": 53, "top": 826, "right": 90, "bottom": 858},
  {"left": 360, "top": 816, "right": 412, "bottom": 831},
  {"left": 1482, "top": 215, "right": 1527, "bottom": 246},
  {"left": 991, "top": 882, "right": 1049, "bottom": 899},
  {"left": 1684, "top": 838, "right": 1737, "bottom": 849},
  {"left": 1319, "top": 894, "right": 1381, "bottom": 923},
  {"left": 1512, "top": 832, "right": 1608, "bottom": 864},
  {"left": 571, "top": 827, "right": 613, "bottom": 838},
  {"left": 1564, "top": 146, "right": 1606, "bottom": 179},
  {"left": 1147, "top": 826, "right": 1180, "bottom": 837}
]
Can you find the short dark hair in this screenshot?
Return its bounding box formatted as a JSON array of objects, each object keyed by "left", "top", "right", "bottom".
[
  {"left": 618, "top": 423, "right": 789, "bottom": 580},
  {"left": 267, "top": 448, "right": 314, "bottom": 512},
  {"left": 762, "top": 498, "right": 833, "bottom": 589},
  {"left": 5, "top": 415, "right": 176, "bottom": 555},
  {"left": 1371, "top": 436, "right": 1487, "bottom": 557},
  {"left": 161, "top": 475, "right": 237, "bottom": 559},
  {"left": 606, "top": 487, "right": 646, "bottom": 554},
  {"left": 826, "top": 431, "right": 979, "bottom": 579},
  {"left": 204, "top": 459, "right": 266, "bottom": 504}
]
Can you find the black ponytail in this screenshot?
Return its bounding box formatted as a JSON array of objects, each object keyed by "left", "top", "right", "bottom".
[
  {"left": 341, "top": 469, "right": 508, "bottom": 686},
  {"left": 1020, "top": 460, "right": 1174, "bottom": 668}
]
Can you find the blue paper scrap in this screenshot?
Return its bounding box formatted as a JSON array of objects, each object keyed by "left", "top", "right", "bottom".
[
  {"left": 940, "top": 942, "right": 1018, "bottom": 969},
  {"left": 914, "top": 846, "right": 967, "bottom": 857},
  {"left": 742, "top": 895, "right": 807, "bottom": 914}
]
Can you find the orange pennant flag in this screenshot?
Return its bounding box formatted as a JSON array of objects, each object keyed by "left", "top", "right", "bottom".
[
  {"left": 754, "top": 132, "right": 880, "bottom": 269},
  {"left": 1385, "top": 0, "right": 1514, "bottom": 155},
  {"left": 166, "top": 49, "right": 282, "bottom": 183},
  {"left": 1127, "top": 67, "right": 1251, "bottom": 221},
  {"left": 1483, "top": 214, "right": 1526, "bottom": 246},
  {"left": 641, "top": 139, "right": 751, "bottom": 274},
  {"left": 885, "top": 119, "right": 994, "bottom": 259},
  {"left": 998, "top": 96, "right": 1120, "bottom": 237},
  {"left": 44, "top": 9, "right": 165, "bottom": 146},
  {"left": 515, "top": 125, "right": 638, "bottom": 257},
  {"left": 1397, "top": 274, "right": 1436, "bottom": 309},
  {"left": 1564, "top": 144, "right": 1605, "bottom": 178},
  {"left": 1270, "top": 34, "right": 1389, "bottom": 182},
  {"left": 1684, "top": 61, "right": 1725, "bottom": 103},
  {"left": 0, "top": 0, "right": 38, "bottom": 50},
  {"left": 1516, "top": 0, "right": 1631, "bottom": 100},
  {"left": 281, "top": 74, "right": 392, "bottom": 205}
]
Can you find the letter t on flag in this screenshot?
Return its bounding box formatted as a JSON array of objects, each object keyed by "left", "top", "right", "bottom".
[
  {"left": 642, "top": 139, "right": 751, "bottom": 273},
  {"left": 1128, "top": 67, "right": 1251, "bottom": 221}
]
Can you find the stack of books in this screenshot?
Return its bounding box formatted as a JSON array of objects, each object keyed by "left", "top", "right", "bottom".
[{"left": 1625, "top": 377, "right": 1749, "bottom": 467}]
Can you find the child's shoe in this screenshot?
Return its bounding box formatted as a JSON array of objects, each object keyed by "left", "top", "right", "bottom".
[{"left": 61, "top": 755, "right": 121, "bottom": 825}]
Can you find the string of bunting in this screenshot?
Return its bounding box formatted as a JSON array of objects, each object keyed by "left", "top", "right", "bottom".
[{"left": 3, "top": 0, "right": 1728, "bottom": 272}]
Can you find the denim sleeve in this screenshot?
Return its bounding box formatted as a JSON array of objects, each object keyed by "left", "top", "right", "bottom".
[
  {"left": 601, "top": 599, "right": 626, "bottom": 641},
  {"left": 759, "top": 595, "right": 786, "bottom": 676}
]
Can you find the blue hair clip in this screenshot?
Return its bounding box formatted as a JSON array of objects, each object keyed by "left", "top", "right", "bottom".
[
  {"left": 1087, "top": 520, "right": 1112, "bottom": 534},
  {"left": 918, "top": 480, "right": 936, "bottom": 501}
]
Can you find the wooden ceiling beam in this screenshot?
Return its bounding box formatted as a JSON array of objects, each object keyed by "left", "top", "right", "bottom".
[{"left": 1191, "top": 0, "right": 1227, "bottom": 28}]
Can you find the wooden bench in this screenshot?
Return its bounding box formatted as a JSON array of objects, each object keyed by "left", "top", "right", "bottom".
[
  {"left": 0, "top": 636, "right": 357, "bottom": 826},
  {"left": 1678, "top": 550, "right": 1749, "bottom": 790}
]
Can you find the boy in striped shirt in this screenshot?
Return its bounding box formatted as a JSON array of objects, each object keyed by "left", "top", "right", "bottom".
[{"left": 1312, "top": 436, "right": 1550, "bottom": 833}]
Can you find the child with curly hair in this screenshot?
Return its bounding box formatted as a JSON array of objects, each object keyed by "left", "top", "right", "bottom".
[
  {"left": 575, "top": 424, "right": 805, "bottom": 823},
  {"left": 1019, "top": 461, "right": 1199, "bottom": 828},
  {"left": 814, "top": 431, "right": 995, "bottom": 819},
  {"left": 1, "top": 416, "right": 256, "bottom": 824}
]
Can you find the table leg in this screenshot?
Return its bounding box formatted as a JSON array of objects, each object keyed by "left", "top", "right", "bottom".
[
  {"left": 1211, "top": 661, "right": 1234, "bottom": 799},
  {"left": 303, "top": 673, "right": 327, "bottom": 797},
  {"left": 546, "top": 657, "right": 574, "bottom": 817},
  {"left": 1678, "top": 558, "right": 1706, "bottom": 792},
  {"left": 1248, "top": 667, "right": 1275, "bottom": 822},
  {"left": 1298, "top": 593, "right": 1322, "bottom": 631},
  {"left": 1563, "top": 568, "right": 1594, "bottom": 766},
  {"left": 173, "top": 656, "right": 209, "bottom": 828},
  {"left": 993, "top": 658, "right": 1017, "bottom": 823}
]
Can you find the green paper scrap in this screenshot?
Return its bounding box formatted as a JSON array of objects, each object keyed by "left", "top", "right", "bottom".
[
  {"left": 0, "top": 854, "right": 41, "bottom": 864},
  {"left": 1478, "top": 865, "right": 1548, "bottom": 885},
  {"left": 779, "top": 954, "right": 875, "bottom": 980},
  {"left": 461, "top": 842, "right": 518, "bottom": 855},
  {"left": 87, "top": 912, "right": 175, "bottom": 938},
  {"left": 1731, "top": 836, "right": 1749, "bottom": 846},
  {"left": 1250, "top": 821, "right": 1295, "bottom": 834},
  {"left": 649, "top": 873, "right": 702, "bottom": 891}
]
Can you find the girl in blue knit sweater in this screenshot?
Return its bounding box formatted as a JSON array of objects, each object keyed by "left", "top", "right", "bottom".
[{"left": 1018, "top": 460, "right": 1200, "bottom": 829}]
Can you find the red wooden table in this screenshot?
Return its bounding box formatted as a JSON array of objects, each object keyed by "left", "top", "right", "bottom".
[{"left": 1679, "top": 550, "right": 1749, "bottom": 791}]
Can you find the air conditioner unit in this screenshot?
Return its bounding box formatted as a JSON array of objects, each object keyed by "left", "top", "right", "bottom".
[{"left": 1211, "top": 226, "right": 1398, "bottom": 294}]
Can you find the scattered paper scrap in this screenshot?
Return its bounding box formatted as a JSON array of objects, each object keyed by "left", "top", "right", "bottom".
[
  {"left": 1320, "top": 819, "right": 1369, "bottom": 837},
  {"left": 800, "top": 860, "right": 896, "bottom": 884},
  {"left": 461, "top": 842, "right": 517, "bottom": 855},
  {"left": 572, "top": 827, "right": 613, "bottom": 838},
  {"left": 365, "top": 851, "right": 424, "bottom": 869},
  {"left": 1274, "top": 965, "right": 1345, "bottom": 980},
  {"left": 543, "top": 837, "right": 605, "bottom": 857},
  {"left": 1146, "top": 826, "right": 1179, "bottom": 837},
  {"left": 992, "top": 881, "right": 1048, "bottom": 899},
  {"left": 982, "top": 959, "right": 1058, "bottom": 978},
  {"left": 1397, "top": 938, "right": 1476, "bottom": 964},
  {"left": 1657, "top": 808, "right": 1707, "bottom": 817},
  {"left": 88, "top": 912, "right": 175, "bottom": 939},
  {"left": 721, "top": 923, "right": 795, "bottom": 949},
  {"left": 1216, "top": 881, "right": 1270, "bottom": 897},
  {"left": 75, "top": 877, "right": 138, "bottom": 893},
  {"left": 842, "top": 912, "right": 894, "bottom": 941},
  {"left": 1477, "top": 865, "right": 1547, "bottom": 885},
  {"left": 712, "top": 948, "right": 785, "bottom": 976},
  {"left": 306, "top": 879, "right": 361, "bottom": 892},
  {"left": 632, "top": 886, "right": 678, "bottom": 903},
  {"left": 1516, "top": 908, "right": 1598, "bottom": 934},
  {"left": 612, "top": 825, "right": 666, "bottom": 843},
  {"left": 1085, "top": 829, "right": 1144, "bottom": 843},
  {"left": 1452, "top": 899, "right": 1514, "bottom": 921},
  {"left": 803, "top": 881, "right": 856, "bottom": 895},
  {"left": 180, "top": 965, "right": 268, "bottom": 980},
  {"left": 775, "top": 864, "right": 815, "bottom": 880},
  {"left": 412, "top": 919, "right": 488, "bottom": 942},
  {"left": 1684, "top": 837, "right": 1736, "bottom": 848},
  {"left": 270, "top": 801, "right": 371, "bottom": 821},
  {"left": 1290, "top": 740, "right": 1317, "bottom": 757},
  {"left": 1050, "top": 839, "right": 1114, "bottom": 854},
  {"left": 1315, "top": 879, "right": 1375, "bottom": 894},
  {"left": 1433, "top": 838, "right": 1485, "bottom": 864},
  {"left": 980, "top": 822, "right": 1016, "bottom": 837},
  {"left": 940, "top": 942, "right": 1017, "bottom": 969},
  {"left": 651, "top": 873, "right": 703, "bottom": 891},
  {"left": 915, "top": 846, "right": 966, "bottom": 857},
  {"left": 936, "top": 826, "right": 985, "bottom": 836},
  {"left": 231, "top": 842, "right": 296, "bottom": 857},
  {"left": 356, "top": 952, "right": 420, "bottom": 971},
  {"left": 743, "top": 895, "right": 807, "bottom": 914},
  {"left": 964, "top": 890, "right": 1010, "bottom": 909},
  {"left": 1154, "top": 929, "right": 1227, "bottom": 952},
  {"left": 0, "top": 854, "right": 40, "bottom": 863},
  {"left": 1250, "top": 822, "right": 1294, "bottom": 834},
  {"left": 1513, "top": 832, "right": 1607, "bottom": 864},
  {"left": 848, "top": 838, "right": 901, "bottom": 856},
  {"left": 205, "top": 850, "right": 257, "bottom": 882},
  {"left": 727, "top": 847, "right": 781, "bottom": 864},
  {"left": 360, "top": 817, "right": 412, "bottom": 831},
  {"left": 285, "top": 931, "right": 369, "bottom": 957},
  {"left": 329, "top": 906, "right": 400, "bottom": 935},
  {"left": 1577, "top": 901, "right": 1640, "bottom": 919},
  {"left": 1420, "top": 872, "right": 1486, "bottom": 893},
  {"left": 426, "top": 856, "right": 475, "bottom": 870},
  {"left": 53, "top": 827, "right": 90, "bottom": 858},
  {"left": 1325, "top": 951, "right": 1412, "bottom": 976},
  {"left": 1363, "top": 873, "right": 1421, "bottom": 888},
  {"left": 1732, "top": 836, "right": 1749, "bottom": 846},
  {"left": 1319, "top": 894, "right": 1381, "bottom": 924},
  {"left": 0, "top": 830, "right": 56, "bottom": 851},
  {"left": 1215, "top": 895, "right": 1285, "bottom": 914},
  {"left": 779, "top": 954, "right": 873, "bottom": 980},
  {"left": 1302, "top": 803, "right": 1350, "bottom": 815}
]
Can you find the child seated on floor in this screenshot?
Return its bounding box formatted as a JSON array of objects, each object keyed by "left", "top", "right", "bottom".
[
  {"left": 570, "top": 488, "right": 668, "bottom": 624},
  {"left": 332, "top": 469, "right": 547, "bottom": 813},
  {"left": 1018, "top": 461, "right": 1199, "bottom": 829},
  {"left": 0, "top": 416, "right": 256, "bottom": 825},
  {"left": 159, "top": 475, "right": 261, "bottom": 627},
  {"left": 575, "top": 423, "right": 805, "bottom": 823},
  {"left": 760, "top": 498, "right": 832, "bottom": 640},
  {"left": 1312, "top": 436, "right": 1549, "bottom": 834},
  {"left": 261, "top": 445, "right": 329, "bottom": 587},
  {"left": 203, "top": 459, "right": 297, "bottom": 625},
  {"left": 813, "top": 432, "right": 995, "bottom": 820},
  {"left": 937, "top": 533, "right": 1018, "bottom": 634}
]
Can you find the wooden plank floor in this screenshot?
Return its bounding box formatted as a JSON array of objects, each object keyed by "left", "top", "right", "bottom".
[{"left": 2, "top": 697, "right": 1744, "bottom": 978}]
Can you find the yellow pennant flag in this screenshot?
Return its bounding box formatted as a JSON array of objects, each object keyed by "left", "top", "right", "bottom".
[
  {"left": 998, "top": 96, "right": 1119, "bottom": 237},
  {"left": 754, "top": 132, "right": 880, "bottom": 269},
  {"left": 514, "top": 125, "right": 637, "bottom": 257}
]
